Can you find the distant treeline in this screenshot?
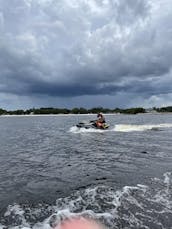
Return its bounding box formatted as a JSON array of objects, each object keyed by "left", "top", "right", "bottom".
[
  {"left": 0, "top": 106, "right": 172, "bottom": 116},
  {"left": 154, "top": 106, "right": 172, "bottom": 112},
  {"left": 0, "top": 107, "right": 147, "bottom": 115}
]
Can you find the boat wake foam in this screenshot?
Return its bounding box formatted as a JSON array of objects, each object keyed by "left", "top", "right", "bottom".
[
  {"left": 0, "top": 172, "right": 172, "bottom": 229},
  {"left": 113, "top": 123, "right": 172, "bottom": 132},
  {"left": 69, "top": 126, "right": 106, "bottom": 134},
  {"left": 69, "top": 123, "right": 172, "bottom": 133}
]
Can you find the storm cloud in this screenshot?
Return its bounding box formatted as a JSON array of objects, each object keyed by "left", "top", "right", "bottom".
[{"left": 0, "top": 0, "right": 172, "bottom": 108}]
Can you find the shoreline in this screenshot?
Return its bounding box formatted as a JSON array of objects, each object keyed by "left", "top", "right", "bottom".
[{"left": 0, "top": 112, "right": 172, "bottom": 117}]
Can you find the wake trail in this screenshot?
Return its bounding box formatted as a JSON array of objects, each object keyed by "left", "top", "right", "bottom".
[{"left": 69, "top": 123, "right": 172, "bottom": 133}]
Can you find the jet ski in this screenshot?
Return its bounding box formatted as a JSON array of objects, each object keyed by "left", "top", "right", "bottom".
[{"left": 76, "top": 120, "right": 109, "bottom": 129}]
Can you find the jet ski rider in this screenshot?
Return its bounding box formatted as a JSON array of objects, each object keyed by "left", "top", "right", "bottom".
[{"left": 96, "top": 113, "right": 105, "bottom": 128}]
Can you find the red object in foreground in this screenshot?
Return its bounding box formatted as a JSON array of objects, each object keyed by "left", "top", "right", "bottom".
[{"left": 55, "top": 217, "right": 105, "bottom": 229}]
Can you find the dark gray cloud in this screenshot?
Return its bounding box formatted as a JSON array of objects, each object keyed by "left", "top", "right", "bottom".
[{"left": 0, "top": 0, "right": 172, "bottom": 108}]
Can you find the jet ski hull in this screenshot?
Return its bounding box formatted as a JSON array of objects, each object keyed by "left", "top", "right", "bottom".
[{"left": 76, "top": 122, "right": 109, "bottom": 129}]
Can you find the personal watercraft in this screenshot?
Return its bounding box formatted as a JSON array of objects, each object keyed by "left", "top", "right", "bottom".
[{"left": 76, "top": 120, "right": 110, "bottom": 129}]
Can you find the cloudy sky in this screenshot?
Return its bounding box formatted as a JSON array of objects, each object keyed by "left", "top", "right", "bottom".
[{"left": 0, "top": 0, "right": 172, "bottom": 109}]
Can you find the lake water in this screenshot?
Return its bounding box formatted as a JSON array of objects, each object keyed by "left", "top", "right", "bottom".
[{"left": 0, "top": 114, "right": 172, "bottom": 229}]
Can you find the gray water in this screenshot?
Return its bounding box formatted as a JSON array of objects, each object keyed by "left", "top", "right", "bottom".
[{"left": 0, "top": 114, "right": 172, "bottom": 229}]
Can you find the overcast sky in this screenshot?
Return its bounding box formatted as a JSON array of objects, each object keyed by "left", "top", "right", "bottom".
[{"left": 0, "top": 0, "right": 172, "bottom": 109}]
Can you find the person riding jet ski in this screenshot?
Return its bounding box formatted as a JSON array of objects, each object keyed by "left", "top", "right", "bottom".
[
  {"left": 76, "top": 113, "right": 109, "bottom": 129},
  {"left": 95, "top": 113, "right": 106, "bottom": 128}
]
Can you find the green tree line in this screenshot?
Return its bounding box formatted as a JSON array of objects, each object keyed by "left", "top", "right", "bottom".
[
  {"left": 153, "top": 106, "right": 172, "bottom": 112},
  {"left": 0, "top": 106, "right": 149, "bottom": 115},
  {"left": 0, "top": 106, "right": 172, "bottom": 115}
]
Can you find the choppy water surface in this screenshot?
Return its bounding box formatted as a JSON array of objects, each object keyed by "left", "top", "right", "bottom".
[{"left": 0, "top": 114, "right": 172, "bottom": 229}]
